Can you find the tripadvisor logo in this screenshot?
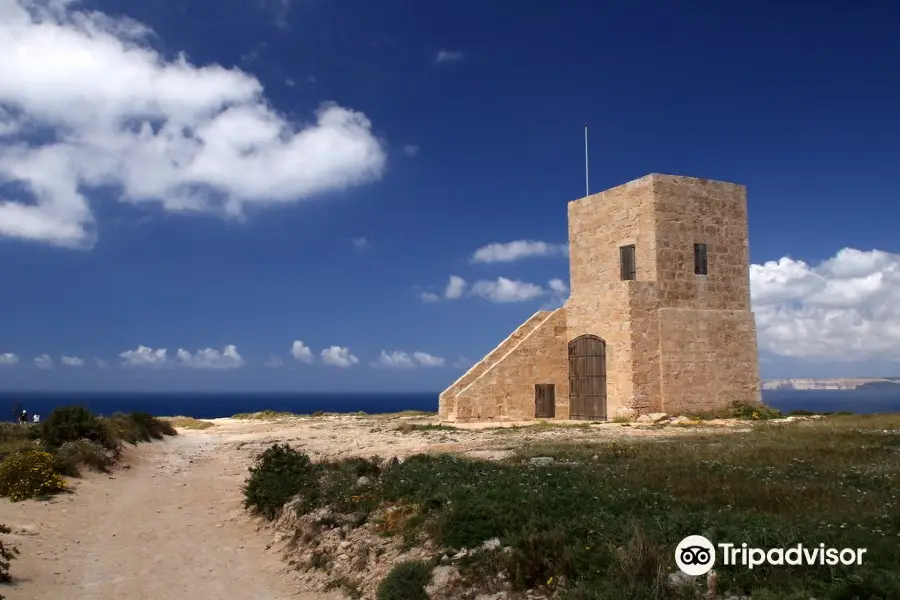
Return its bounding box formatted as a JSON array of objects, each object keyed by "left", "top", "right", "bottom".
[
  {"left": 675, "top": 535, "right": 716, "bottom": 576},
  {"left": 675, "top": 535, "right": 867, "bottom": 575}
]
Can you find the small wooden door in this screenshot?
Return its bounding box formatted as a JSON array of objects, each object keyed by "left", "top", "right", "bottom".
[{"left": 534, "top": 384, "right": 556, "bottom": 418}]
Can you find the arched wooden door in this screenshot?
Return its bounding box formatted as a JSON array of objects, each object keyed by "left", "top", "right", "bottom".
[{"left": 568, "top": 335, "right": 607, "bottom": 420}]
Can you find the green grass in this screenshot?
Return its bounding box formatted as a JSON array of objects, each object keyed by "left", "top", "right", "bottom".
[{"left": 245, "top": 412, "right": 900, "bottom": 599}]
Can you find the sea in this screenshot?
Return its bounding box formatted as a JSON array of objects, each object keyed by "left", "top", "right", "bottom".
[{"left": 1, "top": 388, "right": 899, "bottom": 422}]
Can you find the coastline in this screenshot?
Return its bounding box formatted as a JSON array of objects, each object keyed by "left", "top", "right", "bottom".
[{"left": 1, "top": 388, "right": 899, "bottom": 423}]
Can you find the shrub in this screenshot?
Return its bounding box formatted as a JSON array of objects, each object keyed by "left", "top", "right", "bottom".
[
  {"left": 128, "top": 411, "right": 177, "bottom": 439},
  {"left": 103, "top": 412, "right": 176, "bottom": 446},
  {"left": 41, "top": 405, "right": 113, "bottom": 449},
  {"left": 0, "top": 423, "right": 39, "bottom": 443},
  {"left": 54, "top": 440, "right": 113, "bottom": 476},
  {"left": 0, "top": 451, "right": 67, "bottom": 501},
  {"left": 243, "top": 444, "right": 319, "bottom": 520},
  {"left": 232, "top": 410, "right": 297, "bottom": 420},
  {"left": 166, "top": 417, "right": 214, "bottom": 430},
  {"left": 731, "top": 401, "right": 781, "bottom": 420},
  {"left": 0, "top": 439, "right": 39, "bottom": 463},
  {"left": 0, "top": 534, "right": 19, "bottom": 587},
  {"left": 105, "top": 412, "right": 147, "bottom": 445},
  {"left": 504, "top": 528, "right": 572, "bottom": 590},
  {"left": 376, "top": 560, "right": 431, "bottom": 600}
]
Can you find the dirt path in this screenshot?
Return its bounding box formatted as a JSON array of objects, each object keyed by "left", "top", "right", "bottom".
[
  {"left": 0, "top": 414, "right": 744, "bottom": 599},
  {"left": 0, "top": 432, "right": 344, "bottom": 600}
]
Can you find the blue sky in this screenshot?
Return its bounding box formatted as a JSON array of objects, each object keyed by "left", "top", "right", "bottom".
[{"left": 0, "top": 0, "right": 898, "bottom": 391}]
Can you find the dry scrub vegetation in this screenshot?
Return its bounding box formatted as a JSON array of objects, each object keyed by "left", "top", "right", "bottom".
[{"left": 242, "top": 407, "right": 900, "bottom": 600}]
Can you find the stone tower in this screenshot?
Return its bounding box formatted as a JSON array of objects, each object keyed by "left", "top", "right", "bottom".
[{"left": 439, "top": 174, "right": 762, "bottom": 422}]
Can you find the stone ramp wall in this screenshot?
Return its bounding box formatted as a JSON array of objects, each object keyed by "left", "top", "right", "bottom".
[
  {"left": 439, "top": 310, "right": 550, "bottom": 420},
  {"left": 442, "top": 309, "right": 569, "bottom": 422}
]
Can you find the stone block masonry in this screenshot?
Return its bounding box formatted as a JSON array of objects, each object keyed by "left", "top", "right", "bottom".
[{"left": 440, "top": 173, "right": 761, "bottom": 422}]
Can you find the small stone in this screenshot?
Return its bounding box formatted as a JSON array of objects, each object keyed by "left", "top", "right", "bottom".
[
  {"left": 452, "top": 548, "right": 469, "bottom": 560},
  {"left": 356, "top": 476, "right": 371, "bottom": 486},
  {"left": 481, "top": 538, "right": 501, "bottom": 551},
  {"left": 529, "top": 456, "right": 554, "bottom": 466},
  {"left": 667, "top": 571, "right": 695, "bottom": 587},
  {"left": 425, "top": 565, "right": 462, "bottom": 597},
  {"left": 614, "top": 407, "right": 637, "bottom": 421}
]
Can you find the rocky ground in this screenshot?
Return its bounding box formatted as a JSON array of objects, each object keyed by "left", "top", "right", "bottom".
[{"left": 0, "top": 412, "right": 751, "bottom": 599}]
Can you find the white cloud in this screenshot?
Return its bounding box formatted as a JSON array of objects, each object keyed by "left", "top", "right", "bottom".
[
  {"left": 119, "top": 345, "right": 168, "bottom": 366},
  {"left": 61, "top": 355, "right": 85, "bottom": 366},
  {"left": 445, "top": 275, "right": 466, "bottom": 299},
  {"left": 264, "top": 355, "right": 283, "bottom": 368},
  {"left": 420, "top": 291, "right": 440, "bottom": 303},
  {"left": 548, "top": 278, "right": 568, "bottom": 294},
  {"left": 402, "top": 144, "right": 419, "bottom": 156},
  {"left": 0, "top": 353, "right": 19, "bottom": 366},
  {"left": 472, "top": 240, "right": 569, "bottom": 263},
  {"left": 435, "top": 50, "right": 464, "bottom": 64},
  {"left": 470, "top": 277, "right": 547, "bottom": 303},
  {"left": 438, "top": 274, "right": 568, "bottom": 304},
  {"left": 291, "top": 340, "right": 314, "bottom": 363},
  {"left": 750, "top": 248, "right": 900, "bottom": 362},
  {"left": 34, "top": 354, "right": 53, "bottom": 369},
  {"left": 374, "top": 350, "right": 416, "bottom": 369},
  {"left": 175, "top": 345, "right": 245, "bottom": 369},
  {"left": 374, "top": 350, "right": 445, "bottom": 369},
  {"left": 0, "top": 0, "right": 386, "bottom": 248},
  {"left": 321, "top": 346, "right": 359, "bottom": 367},
  {"left": 412, "top": 351, "right": 444, "bottom": 367},
  {"left": 351, "top": 237, "right": 370, "bottom": 250}
]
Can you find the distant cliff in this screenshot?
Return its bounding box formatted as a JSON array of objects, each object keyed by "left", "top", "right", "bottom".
[{"left": 762, "top": 378, "right": 900, "bottom": 391}]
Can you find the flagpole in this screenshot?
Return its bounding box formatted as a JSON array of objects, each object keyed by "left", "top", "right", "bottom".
[{"left": 584, "top": 123, "right": 589, "bottom": 197}]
